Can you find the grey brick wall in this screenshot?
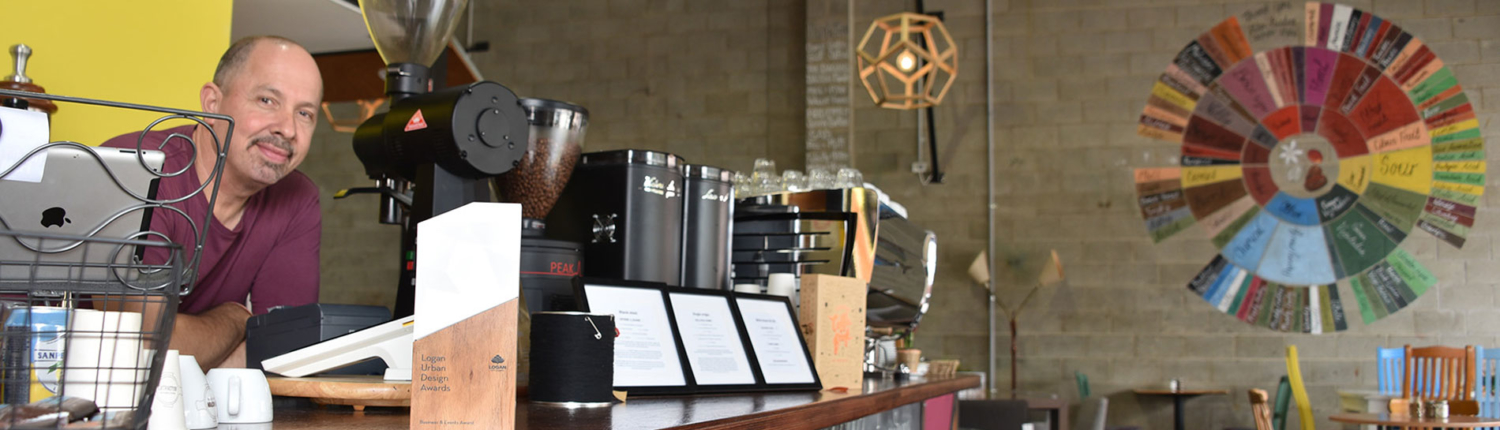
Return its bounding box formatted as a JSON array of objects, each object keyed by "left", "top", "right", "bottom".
[
  {"left": 842, "top": 0, "right": 1500, "bottom": 429},
  {"left": 301, "top": 0, "right": 809, "bottom": 312}
]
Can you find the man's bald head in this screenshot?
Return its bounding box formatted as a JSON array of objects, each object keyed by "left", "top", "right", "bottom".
[
  {"left": 197, "top": 35, "right": 323, "bottom": 190},
  {"left": 212, "top": 36, "right": 310, "bottom": 94}
]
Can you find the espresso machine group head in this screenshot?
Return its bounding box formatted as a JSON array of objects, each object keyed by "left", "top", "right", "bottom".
[{"left": 343, "top": 0, "right": 529, "bottom": 317}]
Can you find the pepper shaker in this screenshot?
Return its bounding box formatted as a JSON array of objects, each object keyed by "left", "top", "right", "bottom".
[{"left": 1, "top": 44, "right": 58, "bottom": 115}]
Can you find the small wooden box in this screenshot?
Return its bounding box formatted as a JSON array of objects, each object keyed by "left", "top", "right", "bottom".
[{"left": 798, "top": 274, "right": 867, "bottom": 390}]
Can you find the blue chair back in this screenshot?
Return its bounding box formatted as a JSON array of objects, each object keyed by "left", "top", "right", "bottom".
[
  {"left": 1378, "top": 347, "right": 1404, "bottom": 396},
  {"left": 1477, "top": 347, "right": 1500, "bottom": 424}
]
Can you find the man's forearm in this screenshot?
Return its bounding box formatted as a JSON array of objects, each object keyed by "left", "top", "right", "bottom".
[{"left": 170, "top": 302, "right": 251, "bottom": 369}]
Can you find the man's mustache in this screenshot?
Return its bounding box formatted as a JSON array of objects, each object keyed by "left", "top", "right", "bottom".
[{"left": 251, "top": 136, "right": 294, "bottom": 162}]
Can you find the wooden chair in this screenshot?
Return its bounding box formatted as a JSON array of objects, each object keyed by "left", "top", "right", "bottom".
[
  {"left": 1249, "top": 389, "right": 1273, "bottom": 430},
  {"left": 1403, "top": 345, "right": 1476, "bottom": 402}
]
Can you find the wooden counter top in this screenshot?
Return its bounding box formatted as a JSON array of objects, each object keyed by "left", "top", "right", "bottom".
[{"left": 269, "top": 374, "right": 980, "bottom": 429}]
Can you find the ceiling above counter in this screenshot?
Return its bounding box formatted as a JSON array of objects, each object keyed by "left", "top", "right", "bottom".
[{"left": 231, "top": 0, "right": 372, "bottom": 54}]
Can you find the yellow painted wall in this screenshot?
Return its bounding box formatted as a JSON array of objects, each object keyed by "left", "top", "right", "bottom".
[{"left": 0, "top": 1, "right": 232, "bottom": 145}]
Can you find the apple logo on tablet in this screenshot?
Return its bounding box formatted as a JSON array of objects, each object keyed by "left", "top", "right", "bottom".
[{"left": 40, "top": 207, "right": 70, "bottom": 228}]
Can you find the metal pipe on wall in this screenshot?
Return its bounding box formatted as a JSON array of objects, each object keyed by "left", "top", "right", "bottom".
[{"left": 984, "top": 0, "right": 997, "bottom": 397}]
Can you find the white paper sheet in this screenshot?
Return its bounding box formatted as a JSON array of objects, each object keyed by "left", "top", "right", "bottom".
[
  {"left": 669, "top": 293, "right": 755, "bottom": 386},
  {"left": 0, "top": 107, "right": 48, "bottom": 183},
  {"left": 736, "top": 298, "right": 816, "bottom": 384},
  {"left": 584, "top": 284, "right": 687, "bottom": 387}
]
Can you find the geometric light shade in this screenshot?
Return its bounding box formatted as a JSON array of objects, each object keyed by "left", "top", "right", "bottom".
[{"left": 855, "top": 12, "right": 958, "bottom": 110}]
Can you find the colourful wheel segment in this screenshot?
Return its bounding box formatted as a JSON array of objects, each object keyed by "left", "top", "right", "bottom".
[{"left": 1133, "top": 2, "right": 1483, "bottom": 333}]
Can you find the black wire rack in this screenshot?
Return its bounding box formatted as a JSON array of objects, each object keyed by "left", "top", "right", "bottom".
[{"left": 0, "top": 89, "right": 230, "bottom": 429}]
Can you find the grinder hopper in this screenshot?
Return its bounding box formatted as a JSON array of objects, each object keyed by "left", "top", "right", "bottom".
[
  {"left": 493, "top": 98, "right": 590, "bottom": 234},
  {"left": 360, "top": 0, "right": 467, "bottom": 91}
]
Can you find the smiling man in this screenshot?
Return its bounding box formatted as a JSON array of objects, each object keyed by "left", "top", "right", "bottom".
[{"left": 102, "top": 36, "right": 323, "bottom": 369}]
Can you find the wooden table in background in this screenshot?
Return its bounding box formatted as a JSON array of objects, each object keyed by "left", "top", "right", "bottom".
[
  {"left": 1133, "top": 389, "right": 1229, "bottom": 430},
  {"left": 1329, "top": 413, "right": 1500, "bottom": 428},
  {"left": 269, "top": 374, "right": 979, "bottom": 429}
]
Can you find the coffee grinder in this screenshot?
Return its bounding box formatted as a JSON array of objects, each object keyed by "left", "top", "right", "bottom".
[
  {"left": 339, "top": 0, "right": 528, "bottom": 318},
  {"left": 493, "top": 99, "right": 589, "bottom": 313}
]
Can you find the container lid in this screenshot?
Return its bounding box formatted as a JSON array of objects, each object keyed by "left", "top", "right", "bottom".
[
  {"left": 520, "top": 98, "right": 589, "bottom": 130},
  {"left": 581, "top": 149, "right": 684, "bottom": 168},
  {"left": 685, "top": 164, "right": 735, "bottom": 182}
]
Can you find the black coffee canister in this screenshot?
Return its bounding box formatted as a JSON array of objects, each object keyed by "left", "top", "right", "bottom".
[
  {"left": 546, "top": 150, "right": 685, "bottom": 285},
  {"left": 681, "top": 165, "right": 734, "bottom": 289},
  {"left": 529, "top": 312, "right": 615, "bottom": 406}
]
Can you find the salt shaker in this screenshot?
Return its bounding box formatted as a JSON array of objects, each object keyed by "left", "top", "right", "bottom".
[{"left": 1429, "top": 400, "right": 1448, "bottom": 418}]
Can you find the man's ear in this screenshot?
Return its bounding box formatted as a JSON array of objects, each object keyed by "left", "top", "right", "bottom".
[{"left": 200, "top": 82, "right": 224, "bottom": 119}]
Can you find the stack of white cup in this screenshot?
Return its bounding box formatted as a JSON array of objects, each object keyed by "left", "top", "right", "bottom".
[
  {"left": 64, "top": 309, "right": 146, "bottom": 412},
  {"left": 149, "top": 350, "right": 186, "bottom": 430},
  {"left": 178, "top": 354, "right": 217, "bottom": 429},
  {"left": 766, "top": 273, "right": 800, "bottom": 312}
]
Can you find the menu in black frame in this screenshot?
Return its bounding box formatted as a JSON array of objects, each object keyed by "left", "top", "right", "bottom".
[
  {"left": 733, "top": 293, "right": 821, "bottom": 390},
  {"left": 577, "top": 280, "right": 693, "bottom": 394},
  {"left": 666, "top": 288, "right": 760, "bottom": 392}
]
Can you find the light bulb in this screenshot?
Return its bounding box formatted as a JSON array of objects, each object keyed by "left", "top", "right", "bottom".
[{"left": 897, "top": 51, "right": 916, "bottom": 71}]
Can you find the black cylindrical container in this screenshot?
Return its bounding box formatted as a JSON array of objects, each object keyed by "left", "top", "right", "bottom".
[
  {"left": 520, "top": 237, "right": 583, "bottom": 313},
  {"left": 545, "top": 150, "right": 685, "bottom": 285},
  {"left": 681, "top": 165, "right": 734, "bottom": 289},
  {"left": 529, "top": 312, "right": 615, "bottom": 406}
]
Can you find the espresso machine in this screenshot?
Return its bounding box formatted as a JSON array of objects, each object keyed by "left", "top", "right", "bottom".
[
  {"left": 336, "top": 0, "right": 528, "bottom": 318},
  {"left": 732, "top": 188, "right": 880, "bottom": 286}
]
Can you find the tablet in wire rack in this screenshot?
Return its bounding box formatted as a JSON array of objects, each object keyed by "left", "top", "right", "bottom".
[
  {"left": 0, "top": 146, "right": 164, "bottom": 281},
  {"left": 732, "top": 292, "right": 822, "bottom": 391},
  {"left": 574, "top": 278, "right": 695, "bottom": 395},
  {"left": 664, "top": 287, "right": 761, "bottom": 393}
]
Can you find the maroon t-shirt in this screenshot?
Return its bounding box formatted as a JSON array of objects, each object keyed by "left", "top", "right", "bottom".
[{"left": 103, "top": 125, "right": 320, "bottom": 315}]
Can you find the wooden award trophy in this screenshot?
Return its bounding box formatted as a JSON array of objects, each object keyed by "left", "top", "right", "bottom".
[{"left": 1, "top": 44, "right": 57, "bottom": 115}]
